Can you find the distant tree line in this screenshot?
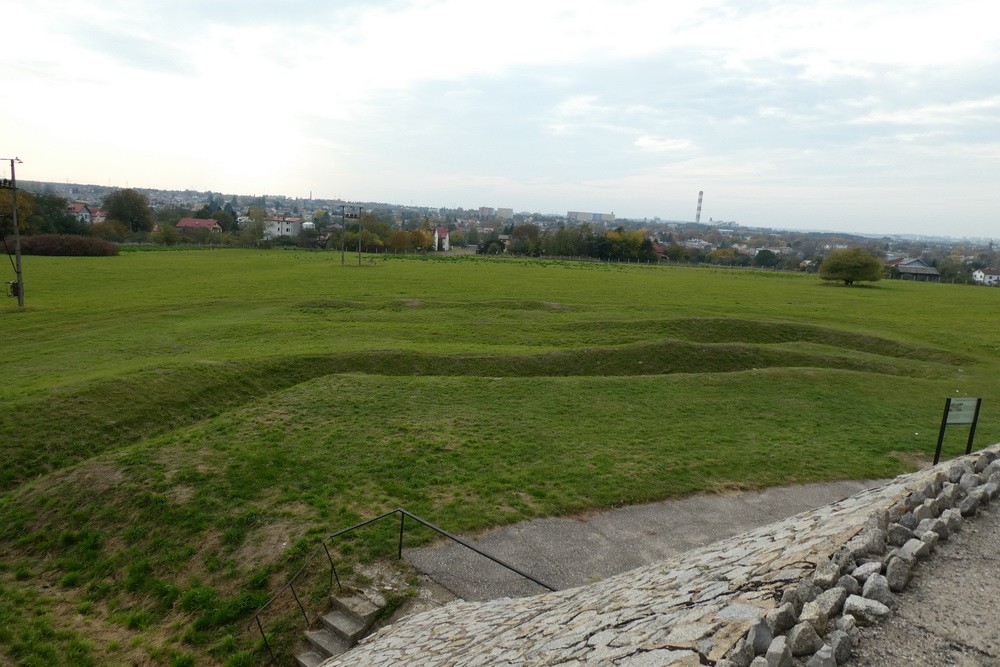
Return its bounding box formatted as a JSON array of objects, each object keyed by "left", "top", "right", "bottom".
[{"left": 476, "top": 223, "right": 660, "bottom": 262}]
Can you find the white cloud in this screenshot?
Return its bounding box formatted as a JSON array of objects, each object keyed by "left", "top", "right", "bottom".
[{"left": 634, "top": 136, "right": 695, "bottom": 153}]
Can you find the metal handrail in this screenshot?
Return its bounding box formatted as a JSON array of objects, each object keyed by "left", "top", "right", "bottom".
[{"left": 250, "top": 508, "right": 557, "bottom": 663}]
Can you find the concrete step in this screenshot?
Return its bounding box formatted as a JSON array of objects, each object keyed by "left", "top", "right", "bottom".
[
  {"left": 321, "top": 608, "right": 367, "bottom": 643},
  {"left": 305, "top": 628, "right": 350, "bottom": 658},
  {"left": 331, "top": 593, "right": 381, "bottom": 630},
  {"left": 295, "top": 650, "right": 326, "bottom": 667}
]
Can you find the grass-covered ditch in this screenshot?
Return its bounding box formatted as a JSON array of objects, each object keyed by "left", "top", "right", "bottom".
[{"left": 1, "top": 250, "right": 997, "bottom": 665}]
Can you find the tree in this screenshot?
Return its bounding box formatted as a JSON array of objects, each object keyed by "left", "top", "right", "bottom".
[
  {"left": 754, "top": 248, "right": 779, "bottom": 267},
  {"left": 818, "top": 247, "right": 883, "bottom": 286},
  {"left": 240, "top": 206, "right": 267, "bottom": 244},
  {"left": 0, "top": 189, "right": 34, "bottom": 236},
  {"left": 24, "top": 193, "right": 86, "bottom": 235},
  {"left": 103, "top": 189, "right": 153, "bottom": 232},
  {"left": 663, "top": 243, "right": 689, "bottom": 262}
]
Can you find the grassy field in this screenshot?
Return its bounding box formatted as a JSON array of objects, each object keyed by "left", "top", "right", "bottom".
[{"left": 1, "top": 249, "right": 998, "bottom": 665}]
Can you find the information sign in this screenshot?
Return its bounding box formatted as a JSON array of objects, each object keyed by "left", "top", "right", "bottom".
[{"left": 933, "top": 397, "right": 982, "bottom": 464}]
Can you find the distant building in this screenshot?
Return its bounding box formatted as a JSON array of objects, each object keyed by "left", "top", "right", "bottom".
[
  {"left": 496, "top": 208, "right": 514, "bottom": 220},
  {"left": 972, "top": 268, "right": 1000, "bottom": 286},
  {"left": 66, "top": 203, "right": 93, "bottom": 224},
  {"left": 894, "top": 258, "right": 940, "bottom": 282},
  {"left": 433, "top": 227, "right": 450, "bottom": 251},
  {"left": 264, "top": 218, "right": 302, "bottom": 239},
  {"left": 479, "top": 207, "right": 495, "bottom": 219},
  {"left": 176, "top": 218, "right": 222, "bottom": 233},
  {"left": 567, "top": 211, "right": 615, "bottom": 223}
]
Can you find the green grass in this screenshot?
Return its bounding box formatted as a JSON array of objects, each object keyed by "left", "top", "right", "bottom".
[{"left": 1, "top": 249, "right": 998, "bottom": 664}]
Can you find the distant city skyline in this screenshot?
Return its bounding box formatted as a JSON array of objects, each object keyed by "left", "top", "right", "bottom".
[{"left": 3, "top": 1, "right": 998, "bottom": 239}]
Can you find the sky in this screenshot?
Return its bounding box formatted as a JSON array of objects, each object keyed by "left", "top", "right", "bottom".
[{"left": 3, "top": 1, "right": 999, "bottom": 238}]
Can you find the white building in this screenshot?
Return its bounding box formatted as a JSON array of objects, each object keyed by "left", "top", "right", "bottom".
[
  {"left": 972, "top": 268, "right": 1000, "bottom": 286},
  {"left": 433, "top": 227, "right": 450, "bottom": 251},
  {"left": 264, "top": 218, "right": 303, "bottom": 239}
]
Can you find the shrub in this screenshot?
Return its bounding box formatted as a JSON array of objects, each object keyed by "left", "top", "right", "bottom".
[{"left": 14, "top": 234, "right": 119, "bottom": 256}]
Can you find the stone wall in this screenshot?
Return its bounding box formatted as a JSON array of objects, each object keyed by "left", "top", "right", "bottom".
[{"left": 324, "top": 445, "right": 1000, "bottom": 666}]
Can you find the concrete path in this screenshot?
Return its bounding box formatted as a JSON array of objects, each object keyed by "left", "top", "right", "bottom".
[
  {"left": 850, "top": 502, "right": 1000, "bottom": 666},
  {"left": 405, "top": 479, "right": 882, "bottom": 601}
]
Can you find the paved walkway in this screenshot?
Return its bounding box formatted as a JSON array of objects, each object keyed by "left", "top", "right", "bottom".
[{"left": 406, "top": 479, "right": 881, "bottom": 601}]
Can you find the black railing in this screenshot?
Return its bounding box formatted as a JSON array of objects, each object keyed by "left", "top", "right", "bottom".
[{"left": 250, "top": 508, "right": 557, "bottom": 664}]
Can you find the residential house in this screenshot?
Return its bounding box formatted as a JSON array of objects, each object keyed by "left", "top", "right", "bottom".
[
  {"left": 972, "top": 268, "right": 1000, "bottom": 286},
  {"left": 433, "top": 227, "right": 450, "bottom": 251},
  {"left": 263, "top": 217, "right": 302, "bottom": 239},
  {"left": 66, "top": 203, "right": 92, "bottom": 224},
  {"left": 894, "top": 258, "right": 940, "bottom": 282},
  {"left": 176, "top": 218, "right": 223, "bottom": 233}
]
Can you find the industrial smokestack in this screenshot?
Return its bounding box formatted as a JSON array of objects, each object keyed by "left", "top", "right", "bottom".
[{"left": 695, "top": 191, "right": 703, "bottom": 224}]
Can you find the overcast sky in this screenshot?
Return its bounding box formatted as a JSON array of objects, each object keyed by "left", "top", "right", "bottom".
[{"left": 3, "top": 1, "right": 999, "bottom": 238}]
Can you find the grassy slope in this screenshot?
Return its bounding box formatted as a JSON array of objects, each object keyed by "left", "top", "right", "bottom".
[{"left": 1, "top": 250, "right": 998, "bottom": 665}]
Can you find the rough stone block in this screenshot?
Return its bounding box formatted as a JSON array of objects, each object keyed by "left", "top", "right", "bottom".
[
  {"left": 835, "top": 575, "right": 860, "bottom": 596},
  {"left": 765, "top": 603, "right": 797, "bottom": 635},
  {"left": 938, "top": 482, "right": 958, "bottom": 509},
  {"left": 862, "top": 574, "right": 893, "bottom": 607},
  {"left": 798, "top": 601, "right": 828, "bottom": 636},
  {"left": 795, "top": 580, "right": 821, "bottom": 606},
  {"left": 835, "top": 614, "right": 856, "bottom": 633},
  {"left": 885, "top": 555, "right": 912, "bottom": 592},
  {"left": 921, "top": 497, "right": 940, "bottom": 518},
  {"left": 727, "top": 637, "right": 754, "bottom": 667},
  {"left": 915, "top": 517, "right": 948, "bottom": 540},
  {"left": 940, "top": 508, "right": 963, "bottom": 533},
  {"left": 826, "top": 629, "right": 852, "bottom": 664},
  {"left": 904, "top": 490, "right": 926, "bottom": 510},
  {"left": 886, "top": 523, "right": 913, "bottom": 547},
  {"left": 919, "top": 530, "right": 940, "bottom": 551},
  {"left": 786, "top": 622, "right": 823, "bottom": 657},
  {"left": 812, "top": 558, "right": 841, "bottom": 589},
  {"left": 897, "top": 512, "right": 918, "bottom": 530},
  {"left": 985, "top": 481, "right": 999, "bottom": 501},
  {"left": 947, "top": 464, "right": 966, "bottom": 483},
  {"left": 959, "top": 490, "right": 983, "bottom": 517},
  {"left": 765, "top": 635, "right": 793, "bottom": 667},
  {"left": 959, "top": 472, "right": 983, "bottom": 491},
  {"left": 812, "top": 587, "right": 847, "bottom": 619},
  {"left": 850, "top": 561, "right": 881, "bottom": 582},
  {"left": 805, "top": 644, "right": 837, "bottom": 667},
  {"left": 843, "top": 595, "right": 890, "bottom": 625},
  {"left": 747, "top": 620, "right": 772, "bottom": 656},
  {"left": 750, "top": 657, "right": 769, "bottom": 667},
  {"left": 898, "top": 537, "right": 931, "bottom": 560}
]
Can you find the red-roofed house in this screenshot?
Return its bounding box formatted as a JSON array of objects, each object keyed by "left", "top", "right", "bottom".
[
  {"left": 433, "top": 227, "right": 450, "bottom": 251},
  {"left": 176, "top": 218, "right": 222, "bottom": 233},
  {"left": 66, "top": 203, "right": 93, "bottom": 224}
]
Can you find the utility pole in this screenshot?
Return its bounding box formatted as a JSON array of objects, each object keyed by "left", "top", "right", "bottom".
[
  {"left": 340, "top": 204, "right": 346, "bottom": 265},
  {"left": 357, "top": 207, "right": 365, "bottom": 266},
  {"left": 1, "top": 157, "right": 24, "bottom": 309}
]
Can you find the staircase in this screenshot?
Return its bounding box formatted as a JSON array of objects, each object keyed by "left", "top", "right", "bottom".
[{"left": 295, "top": 592, "right": 383, "bottom": 667}]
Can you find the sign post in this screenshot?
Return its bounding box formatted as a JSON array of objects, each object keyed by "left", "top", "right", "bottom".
[{"left": 933, "top": 397, "right": 983, "bottom": 464}]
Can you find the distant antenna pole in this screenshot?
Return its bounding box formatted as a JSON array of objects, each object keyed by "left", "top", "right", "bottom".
[{"left": 695, "top": 191, "right": 704, "bottom": 224}]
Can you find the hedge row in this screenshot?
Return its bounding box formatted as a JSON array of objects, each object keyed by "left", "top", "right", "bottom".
[{"left": 10, "top": 234, "right": 119, "bottom": 256}]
